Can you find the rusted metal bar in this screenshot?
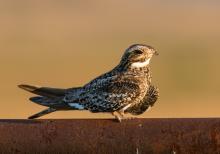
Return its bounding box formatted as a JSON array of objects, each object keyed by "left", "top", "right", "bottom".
[{"left": 0, "top": 118, "right": 219, "bottom": 154}]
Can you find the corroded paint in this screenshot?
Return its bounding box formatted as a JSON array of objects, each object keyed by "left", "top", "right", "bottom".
[{"left": 0, "top": 119, "right": 219, "bottom": 153}]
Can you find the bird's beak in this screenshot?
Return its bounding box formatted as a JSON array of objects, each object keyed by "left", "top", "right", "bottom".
[{"left": 154, "top": 50, "right": 159, "bottom": 56}]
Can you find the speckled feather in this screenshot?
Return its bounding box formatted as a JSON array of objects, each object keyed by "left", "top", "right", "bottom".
[
  {"left": 19, "top": 44, "right": 159, "bottom": 119},
  {"left": 125, "top": 85, "right": 159, "bottom": 115},
  {"left": 64, "top": 66, "right": 152, "bottom": 112}
]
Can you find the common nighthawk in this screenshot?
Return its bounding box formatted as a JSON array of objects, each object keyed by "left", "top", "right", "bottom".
[{"left": 18, "top": 44, "right": 159, "bottom": 122}]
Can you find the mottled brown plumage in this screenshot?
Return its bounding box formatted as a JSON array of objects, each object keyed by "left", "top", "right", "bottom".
[
  {"left": 18, "top": 44, "right": 159, "bottom": 122},
  {"left": 125, "top": 85, "right": 159, "bottom": 115}
]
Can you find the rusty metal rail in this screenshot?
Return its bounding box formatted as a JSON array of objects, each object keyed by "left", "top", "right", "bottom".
[{"left": 0, "top": 118, "right": 220, "bottom": 154}]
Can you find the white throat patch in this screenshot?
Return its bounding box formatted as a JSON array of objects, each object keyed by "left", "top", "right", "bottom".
[{"left": 131, "top": 58, "right": 150, "bottom": 68}]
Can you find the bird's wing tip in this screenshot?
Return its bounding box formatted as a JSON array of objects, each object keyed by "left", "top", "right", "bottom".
[
  {"left": 18, "top": 84, "right": 25, "bottom": 88},
  {"left": 18, "top": 84, "right": 40, "bottom": 92}
]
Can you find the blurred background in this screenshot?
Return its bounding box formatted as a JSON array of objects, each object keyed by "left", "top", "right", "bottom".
[{"left": 0, "top": 0, "right": 219, "bottom": 119}]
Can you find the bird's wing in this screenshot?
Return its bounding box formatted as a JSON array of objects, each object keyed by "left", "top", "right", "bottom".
[
  {"left": 125, "top": 85, "right": 159, "bottom": 115},
  {"left": 18, "top": 84, "right": 67, "bottom": 97},
  {"left": 18, "top": 84, "right": 81, "bottom": 98},
  {"left": 64, "top": 75, "right": 141, "bottom": 112}
]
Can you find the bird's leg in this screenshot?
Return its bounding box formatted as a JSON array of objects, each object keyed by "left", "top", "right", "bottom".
[
  {"left": 117, "top": 104, "right": 132, "bottom": 118},
  {"left": 117, "top": 110, "right": 125, "bottom": 118},
  {"left": 112, "top": 104, "right": 135, "bottom": 122},
  {"left": 114, "top": 104, "right": 137, "bottom": 121},
  {"left": 112, "top": 111, "right": 122, "bottom": 122}
]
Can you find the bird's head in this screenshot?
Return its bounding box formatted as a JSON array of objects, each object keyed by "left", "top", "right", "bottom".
[{"left": 120, "top": 44, "right": 158, "bottom": 69}]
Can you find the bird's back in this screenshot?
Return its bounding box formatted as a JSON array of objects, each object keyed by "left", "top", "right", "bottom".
[{"left": 64, "top": 66, "right": 152, "bottom": 112}]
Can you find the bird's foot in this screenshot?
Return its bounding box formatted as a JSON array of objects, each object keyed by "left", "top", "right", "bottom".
[
  {"left": 112, "top": 111, "right": 136, "bottom": 122},
  {"left": 112, "top": 111, "right": 122, "bottom": 122},
  {"left": 123, "top": 116, "right": 137, "bottom": 120},
  {"left": 118, "top": 111, "right": 137, "bottom": 121},
  {"left": 118, "top": 110, "right": 125, "bottom": 118}
]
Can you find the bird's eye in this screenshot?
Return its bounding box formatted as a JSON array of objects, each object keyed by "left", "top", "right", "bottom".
[{"left": 133, "top": 50, "right": 143, "bottom": 54}]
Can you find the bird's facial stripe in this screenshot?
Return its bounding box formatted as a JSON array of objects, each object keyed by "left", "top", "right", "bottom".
[
  {"left": 68, "top": 103, "right": 84, "bottom": 110},
  {"left": 131, "top": 58, "right": 151, "bottom": 68}
]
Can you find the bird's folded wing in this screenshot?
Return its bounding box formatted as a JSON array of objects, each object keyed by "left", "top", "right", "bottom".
[
  {"left": 18, "top": 84, "right": 67, "bottom": 97},
  {"left": 63, "top": 77, "right": 141, "bottom": 112},
  {"left": 19, "top": 84, "right": 82, "bottom": 98}
]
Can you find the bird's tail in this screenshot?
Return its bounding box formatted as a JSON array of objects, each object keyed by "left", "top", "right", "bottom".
[
  {"left": 18, "top": 84, "right": 81, "bottom": 119},
  {"left": 28, "top": 108, "right": 57, "bottom": 119},
  {"left": 29, "top": 96, "right": 66, "bottom": 108}
]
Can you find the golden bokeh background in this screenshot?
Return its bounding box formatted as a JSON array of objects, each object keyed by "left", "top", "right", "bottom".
[{"left": 0, "top": 0, "right": 220, "bottom": 119}]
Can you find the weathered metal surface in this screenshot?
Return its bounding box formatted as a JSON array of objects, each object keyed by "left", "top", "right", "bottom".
[{"left": 0, "top": 118, "right": 220, "bottom": 154}]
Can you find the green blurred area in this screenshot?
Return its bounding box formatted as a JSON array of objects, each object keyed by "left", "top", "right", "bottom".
[{"left": 0, "top": 0, "right": 219, "bottom": 118}]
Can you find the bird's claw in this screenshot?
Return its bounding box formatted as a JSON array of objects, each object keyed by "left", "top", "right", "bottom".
[
  {"left": 112, "top": 111, "right": 136, "bottom": 122},
  {"left": 123, "top": 116, "right": 137, "bottom": 120}
]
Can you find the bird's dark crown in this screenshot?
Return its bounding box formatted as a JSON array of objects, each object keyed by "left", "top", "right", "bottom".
[{"left": 127, "top": 44, "right": 155, "bottom": 51}]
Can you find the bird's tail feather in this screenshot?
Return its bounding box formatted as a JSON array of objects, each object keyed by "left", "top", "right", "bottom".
[
  {"left": 30, "top": 96, "right": 67, "bottom": 108},
  {"left": 28, "top": 108, "right": 57, "bottom": 119},
  {"left": 18, "top": 84, "right": 66, "bottom": 97}
]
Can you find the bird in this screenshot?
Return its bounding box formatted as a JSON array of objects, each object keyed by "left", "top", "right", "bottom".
[{"left": 18, "top": 44, "right": 159, "bottom": 122}]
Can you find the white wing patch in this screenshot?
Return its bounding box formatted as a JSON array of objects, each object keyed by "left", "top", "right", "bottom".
[
  {"left": 68, "top": 103, "right": 84, "bottom": 110},
  {"left": 146, "top": 106, "right": 152, "bottom": 112},
  {"left": 131, "top": 58, "right": 150, "bottom": 68},
  {"left": 121, "top": 104, "right": 132, "bottom": 111}
]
